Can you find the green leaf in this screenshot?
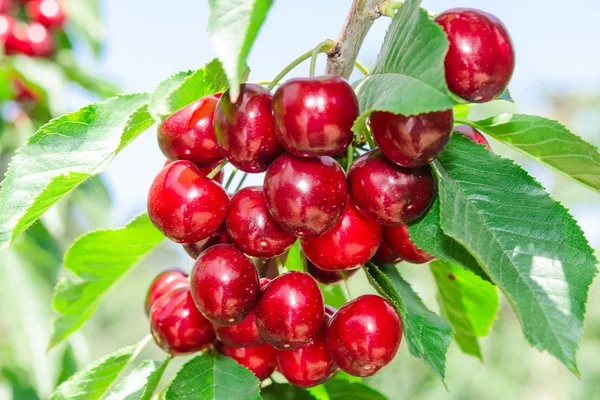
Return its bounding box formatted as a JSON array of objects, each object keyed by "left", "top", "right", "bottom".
[
  {"left": 165, "top": 353, "right": 261, "bottom": 400},
  {"left": 284, "top": 241, "right": 303, "bottom": 272},
  {"left": 322, "top": 379, "right": 388, "bottom": 400},
  {"left": 430, "top": 260, "right": 499, "bottom": 360},
  {"left": 208, "top": 0, "right": 273, "bottom": 100},
  {"left": 56, "top": 51, "right": 120, "bottom": 98},
  {"left": 320, "top": 284, "right": 347, "bottom": 309},
  {"left": 56, "top": 345, "right": 79, "bottom": 387},
  {"left": 433, "top": 135, "right": 598, "bottom": 375},
  {"left": 261, "top": 383, "right": 315, "bottom": 400},
  {"left": 50, "top": 340, "right": 147, "bottom": 400},
  {"left": 1, "top": 367, "right": 41, "bottom": 400},
  {"left": 467, "top": 113, "right": 600, "bottom": 194},
  {"left": 497, "top": 87, "right": 514, "bottom": 102},
  {"left": 49, "top": 214, "right": 164, "bottom": 349},
  {"left": 364, "top": 262, "right": 452, "bottom": 382},
  {"left": 352, "top": 0, "right": 453, "bottom": 134},
  {"left": 139, "top": 358, "right": 171, "bottom": 400},
  {"left": 0, "top": 93, "right": 154, "bottom": 249},
  {"left": 106, "top": 360, "right": 162, "bottom": 400}
]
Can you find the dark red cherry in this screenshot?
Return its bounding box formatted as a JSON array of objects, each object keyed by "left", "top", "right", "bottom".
[
  {"left": 276, "top": 314, "right": 337, "bottom": 388},
  {"left": 272, "top": 75, "right": 359, "bottom": 157},
  {"left": 326, "top": 294, "right": 401, "bottom": 377},
  {"left": 191, "top": 244, "right": 259, "bottom": 326},
  {"left": 147, "top": 160, "right": 229, "bottom": 244},
  {"left": 0, "top": 0, "right": 11, "bottom": 13},
  {"left": 182, "top": 223, "right": 230, "bottom": 259},
  {"left": 226, "top": 186, "right": 296, "bottom": 258},
  {"left": 264, "top": 153, "right": 348, "bottom": 237},
  {"left": 301, "top": 201, "right": 381, "bottom": 271},
  {"left": 454, "top": 125, "right": 491, "bottom": 149},
  {"left": 435, "top": 8, "right": 515, "bottom": 103},
  {"left": 217, "top": 342, "right": 277, "bottom": 381},
  {"left": 369, "top": 110, "right": 454, "bottom": 168},
  {"left": 150, "top": 287, "right": 215, "bottom": 355},
  {"left": 158, "top": 96, "right": 225, "bottom": 168},
  {"left": 255, "top": 271, "right": 324, "bottom": 350},
  {"left": 348, "top": 149, "right": 436, "bottom": 225},
  {"left": 214, "top": 83, "right": 283, "bottom": 173},
  {"left": 372, "top": 241, "right": 403, "bottom": 264},
  {"left": 145, "top": 268, "right": 189, "bottom": 315},
  {"left": 26, "top": 0, "right": 66, "bottom": 28},
  {"left": 163, "top": 159, "right": 224, "bottom": 184},
  {"left": 307, "top": 260, "right": 358, "bottom": 285},
  {"left": 382, "top": 224, "right": 434, "bottom": 264}
]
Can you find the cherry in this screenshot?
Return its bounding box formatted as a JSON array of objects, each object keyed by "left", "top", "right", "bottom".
[
  {"left": 307, "top": 260, "right": 358, "bottom": 285},
  {"left": 301, "top": 201, "right": 381, "bottom": 271},
  {"left": 276, "top": 314, "right": 337, "bottom": 388},
  {"left": 372, "top": 241, "right": 403, "bottom": 264},
  {"left": 454, "top": 125, "right": 491, "bottom": 149},
  {"left": 191, "top": 244, "right": 259, "bottom": 326},
  {"left": 326, "top": 294, "right": 401, "bottom": 377},
  {"left": 182, "top": 223, "right": 230, "bottom": 259},
  {"left": 435, "top": 8, "right": 515, "bottom": 103},
  {"left": 24, "top": 22, "right": 53, "bottom": 57},
  {"left": 0, "top": 0, "right": 11, "bottom": 13},
  {"left": 369, "top": 110, "right": 454, "bottom": 168},
  {"left": 26, "top": 0, "right": 66, "bottom": 28},
  {"left": 272, "top": 75, "right": 359, "bottom": 157},
  {"left": 164, "top": 159, "right": 224, "bottom": 184},
  {"left": 1, "top": 17, "right": 29, "bottom": 55},
  {"left": 144, "top": 268, "right": 189, "bottom": 315},
  {"left": 150, "top": 287, "right": 215, "bottom": 355},
  {"left": 226, "top": 186, "right": 296, "bottom": 258},
  {"left": 217, "top": 342, "right": 276, "bottom": 381},
  {"left": 255, "top": 271, "right": 324, "bottom": 350},
  {"left": 382, "top": 224, "right": 434, "bottom": 264},
  {"left": 263, "top": 153, "right": 348, "bottom": 237},
  {"left": 214, "top": 83, "right": 283, "bottom": 173},
  {"left": 147, "top": 160, "right": 229, "bottom": 244},
  {"left": 348, "top": 149, "right": 436, "bottom": 225}
]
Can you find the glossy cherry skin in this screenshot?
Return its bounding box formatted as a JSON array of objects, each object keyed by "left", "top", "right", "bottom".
[
  {"left": 372, "top": 241, "right": 403, "bottom": 264},
  {"left": 182, "top": 223, "right": 230, "bottom": 259},
  {"left": 326, "top": 294, "right": 401, "bottom": 377},
  {"left": 226, "top": 186, "right": 296, "bottom": 258},
  {"left": 255, "top": 271, "right": 325, "bottom": 350},
  {"left": 191, "top": 244, "right": 259, "bottom": 326},
  {"left": 272, "top": 75, "right": 359, "bottom": 157},
  {"left": 158, "top": 96, "right": 225, "bottom": 168},
  {"left": 435, "top": 8, "right": 515, "bottom": 103},
  {"left": 26, "top": 0, "right": 66, "bottom": 28},
  {"left": 264, "top": 153, "right": 348, "bottom": 237},
  {"left": 214, "top": 84, "right": 283, "bottom": 173},
  {"left": 301, "top": 201, "right": 382, "bottom": 271},
  {"left": 382, "top": 224, "right": 434, "bottom": 264},
  {"left": 217, "top": 342, "right": 277, "bottom": 381},
  {"left": 144, "top": 268, "right": 189, "bottom": 315},
  {"left": 150, "top": 287, "right": 215, "bottom": 355},
  {"left": 147, "top": 160, "right": 229, "bottom": 244},
  {"left": 0, "top": 0, "right": 11, "bottom": 13},
  {"left": 348, "top": 149, "right": 436, "bottom": 225},
  {"left": 454, "top": 125, "right": 491, "bottom": 149},
  {"left": 370, "top": 110, "right": 454, "bottom": 168},
  {"left": 163, "top": 160, "right": 224, "bottom": 184},
  {"left": 307, "top": 260, "right": 358, "bottom": 285}
]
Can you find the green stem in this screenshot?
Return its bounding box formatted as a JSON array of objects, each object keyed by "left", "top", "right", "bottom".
[
  {"left": 346, "top": 143, "right": 354, "bottom": 172},
  {"left": 275, "top": 255, "right": 285, "bottom": 275},
  {"left": 207, "top": 160, "right": 228, "bottom": 179},
  {"left": 354, "top": 60, "right": 370, "bottom": 76},
  {"left": 341, "top": 271, "right": 353, "bottom": 300},
  {"left": 454, "top": 118, "right": 478, "bottom": 128},
  {"left": 224, "top": 168, "right": 239, "bottom": 190},
  {"left": 234, "top": 172, "right": 248, "bottom": 192},
  {"left": 365, "top": 128, "right": 376, "bottom": 149},
  {"left": 253, "top": 80, "right": 272, "bottom": 85},
  {"left": 310, "top": 39, "right": 333, "bottom": 77}
]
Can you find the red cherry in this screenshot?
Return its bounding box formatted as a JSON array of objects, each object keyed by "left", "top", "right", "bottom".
[
  {"left": 326, "top": 294, "right": 401, "bottom": 377},
  {"left": 24, "top": 22, "right": 53, "bottom": 57},
  {"left": 163, "top": 159, "right": 225, "bottom": 184},
  {"left": 147, "top": 160, "right": 229, "bottom": 244},
  {"left": 214, "top": 83, "right": 283, "bottom": 173},
  {"left": 369, "top": 110, "right": 454, "bottom": 168},
  {"left": 272, "top": 75, "right": 359, "bottom": 157},
  {"left": 26, "top": 0, "right": 66, "bottom": 28},
  {"left": 144, "top": 268, "right": 189, "bottom": 315},
  {"left": 182, "top": 223, "right": 230, "bottom": 259},
  {"left": 264, "top": 153, "right": 348, "bottom": 237},
  {"left": 217, "top": 342, "right": 276, "bottom": 381},
  {"left": 348, "top": 149, "right": 436, "bottom": 225},
  {"left": 255, "top": 271, "right": 324, "bottom": 350},
  {"left": 226, "top": 186, "right": 296, "bottom": 258},
  {"left": 1, "top": 17, "right": 29, "bottom": 55},
  {"left": 191, "top": 244, "right": 259, "bottom": 326},
  {"left": 301, "top": 201, "right": 381, "bottom": 271},
  {"left": 454, "top": 125, "right": 491, "bottom": 149},
  {"left": 372, "top": 241, "right": 403, "bottom": 264},
  {"left": 150, "top": 287, "right": 215, "bottom": 355},
  {"left": 435, "top": 8, "right": 515, "bottom": 103},
  {"left": 214, "top": 311, "right": 263, "bottom": 348},
  {"left": 158, "top": 96, "right": 225, "bottom": 168},
  {"left": 0, "top": 0, "right": 11, "bottom": 13},
  {"left": 307, "top": 260, "right": 358, "bottom": 285},
  {"left": 382, "top": 224, "right": 434, "bottom": 264}
]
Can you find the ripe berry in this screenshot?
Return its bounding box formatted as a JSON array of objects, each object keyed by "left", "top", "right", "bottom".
[
  {"left": 145, "top": 268, "right": 189, "bottom": 315},
  {"left": 255, "top": 271, "right": 324, "bottom": 350},
  {"left": 150, "top": 287, "right": 215, "bottom": 355},
  {"left": 301, "top": 201, "right": 381, "bottom": 271},
  {"left": 307, "top": 260, "right": 358, "bottom": 285},
  {"left": 272, "top": 75, "right": 358, "bottom": 157},
  {"left": 1, "top": 17, "right": 29, "bottom": 55},
  {"left": 326, "top": 294, "right": 401, "bottom": 377},
  {"left": 264, "top": 153, "right": 348, "bottom": 237},
  {"left": 147, "top": 160, "right": 229, "bottom": 244},
  {"left": 24, "top": 22, "right": 53, "bottom": 57},
  {"left": 0, "top": 0, "right": 11, "bottom": 13},
  {"left": 348, "top": 149, "right": 436, "bottom": 225},
  {"left": 226, "top": 186, "right": 296, "bottom": 258},
  {"left": 435, "top": 8, "right": 515, "bottom": 103},
  {"left": 217, "top": 342, "right": 277, "bottom": 381},
  {"left": 372, "top": 241, "right": 403, "bottom": 264},
  {"left": 214, "top": 84, "right": 283, "bottom": 173},
  {"left": 369, "top": 110, "right": 454, "bottom": 168},
  {"left": 182, "top": 223, "right": 230, "bottom": 259},
  {"left": 382, "top": 224, "right": 434, "bottom": 264},
  {"left": 162, "top": 160, "right": 224, "bottom": 184},
  {"left": 26, "top": 0, "right": 66, "bottom": 28},
  {"left": 454, "top": 125, "right": 491, "bottom": 149},
  {"left": 191, "top": 244, "right": 259, "bottom": 326}
]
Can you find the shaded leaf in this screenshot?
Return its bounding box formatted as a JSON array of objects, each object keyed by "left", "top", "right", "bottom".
[
  {"left": 106, "top": 360, "right": 162, "bottom": 400},
  {"left": 261, "top": 383, "right": 315, "bottom": 400},
  {"left": 323, "top": 379, "right": 388, "bottom": 400},
  {"left": 284, "top": 241, "right": 303, "bottom": 272}
]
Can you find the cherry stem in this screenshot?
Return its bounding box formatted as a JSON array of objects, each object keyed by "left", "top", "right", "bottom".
[
  {"left": 341, "top": 270, "right": 353, "bottom": 299},
  {"left": 234, "top": 172, "right": 248, "bottom": 192},
  {"left": 207, "top": 160, "right": 228, "bottom": 179},
  {"left": 346, "top": 143, "right": 354, "bottom": 172},
  {"left": 224, "top": 168, "right": 239, "bottom": 190},
  {"left": 268, "top": 39, "right": 335, "bottom": 91},
  {"left": 354, "top": 60, "right": 370, "bottom": 76},
  {"left": 310, "top": 39, "right": 334, "bottom": 77},
  {"left": 453, "top": 118, "right": 477, "bottom": 128},
  {"left": 365, "top": 127, "right": 376, "bottom": 149},
  {"left": 275, "top": 255, "right": 285, "bottom": 275}
]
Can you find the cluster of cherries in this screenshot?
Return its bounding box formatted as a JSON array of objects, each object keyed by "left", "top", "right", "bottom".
[
  {"left": 0, "top": 0, "right": 65, "bottom": 58},
  {"left": 144, "top": 7, "right": 513, "bottom": 386}
]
